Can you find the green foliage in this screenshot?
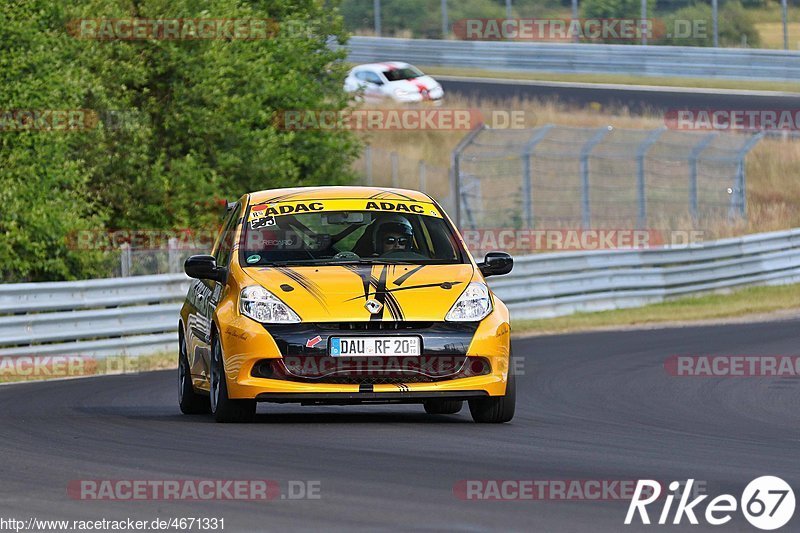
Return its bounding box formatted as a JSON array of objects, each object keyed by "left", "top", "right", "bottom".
[
  {"left": 580, "top": 0, "right": 641, "bottom": 20},
  {"left": 661, "top": 1, "right": 760, "bottom": 47},
  {"left": 340, "top": 0, "right": 509, "bottom": 38},
  {"left": 0, "top": 0, "right": 359, "bottom": 282}
]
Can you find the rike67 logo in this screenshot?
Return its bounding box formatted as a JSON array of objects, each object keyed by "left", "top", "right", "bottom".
[{"left": 626, "top": 477, "right": 795, "bottom": 530}]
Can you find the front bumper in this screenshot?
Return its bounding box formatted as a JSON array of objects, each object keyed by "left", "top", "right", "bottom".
[
  {"left": 217, "top": 313, "right": 512, "bottom": 402},
  {"left": 256, "top": 389, "right": 489, "bottom": 405}
]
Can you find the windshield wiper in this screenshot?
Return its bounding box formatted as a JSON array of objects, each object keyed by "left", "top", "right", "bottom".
[{"left": 335, "top": 259, "right": 415, "bottom": 265}]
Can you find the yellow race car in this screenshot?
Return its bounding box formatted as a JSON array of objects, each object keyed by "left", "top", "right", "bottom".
[{"left": 179, "top": 186, "right": 514, "bottom": 423}]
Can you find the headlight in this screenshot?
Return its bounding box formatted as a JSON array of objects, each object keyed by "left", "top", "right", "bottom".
[
  {"left": 445, "top": 282, "right": 492, "bottom": 322},
  {"left": 240, "top": 286, "right": 301, "bottom": 324}
]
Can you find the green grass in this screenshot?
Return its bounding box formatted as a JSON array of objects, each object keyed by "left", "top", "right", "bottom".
[
  {"left": 513, "top": 283, "right": 800, "bottom": 336},
  {"left": 0, "top": 351, "right": 176, "bottom": 384},
  {"left": 418, "top": 65, "right": 800, "bottom": 93}
]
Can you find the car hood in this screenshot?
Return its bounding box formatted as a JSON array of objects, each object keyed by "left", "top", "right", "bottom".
[
  {"left": 388, "top": 76, "right": 439, "bottom": 92},
  {"left": 243, "top": 263, "right": 476, "bottom": 322}
]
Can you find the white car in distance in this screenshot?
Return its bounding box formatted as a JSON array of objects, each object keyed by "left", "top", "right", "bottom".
[{"left": 344, "top": 62, "right": 444, "bottom": 104}]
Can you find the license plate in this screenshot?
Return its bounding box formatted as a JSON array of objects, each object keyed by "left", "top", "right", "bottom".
[{"left": 329, "top": 336, "right": 421, "bottom": 357}]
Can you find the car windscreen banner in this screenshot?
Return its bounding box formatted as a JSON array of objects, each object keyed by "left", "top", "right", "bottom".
[{"left": 247, "top": 199, "right": 443, "bottom": 223}]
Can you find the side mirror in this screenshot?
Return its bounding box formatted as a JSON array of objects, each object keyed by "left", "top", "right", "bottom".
[
  {"left": 184, "top": 255, "right": 227, "bottom": 283},
  {"left": 478, "top": 252, "right": 513, "bottom": 278}
]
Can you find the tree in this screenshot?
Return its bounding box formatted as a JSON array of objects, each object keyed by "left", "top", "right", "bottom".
[{"left": 0, "top": 0, "right": 359, "bottom": 282}]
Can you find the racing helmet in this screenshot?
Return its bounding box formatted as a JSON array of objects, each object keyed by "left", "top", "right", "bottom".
[{"left": 372, "top": 214, "right": 414, "bottom": 251}]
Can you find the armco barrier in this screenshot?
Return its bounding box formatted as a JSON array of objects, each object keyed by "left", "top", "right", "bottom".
[
  {"left": 345, "top": 36, "right": 800, "bottom": 82},
  {"left": 490, "top": 228, "right": 800, "bottom": 319},
  {"left": 1, "top": 228, "right": 799, "bottom": 357},
  {"left": 0, "top": 274, "right": 190, "bottom": 358}
]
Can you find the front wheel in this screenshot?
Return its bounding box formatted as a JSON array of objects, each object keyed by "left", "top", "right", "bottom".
[
  {"left": 468, "top": 370, "right": 516, "bottom": 423},
  {"left": 210, "top": 335, "right": 256, "bottom": 423}
]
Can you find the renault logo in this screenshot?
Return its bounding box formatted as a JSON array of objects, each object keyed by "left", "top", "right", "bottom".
[{"left": 365, "top": 299, "right": 383, "bottom": 314}]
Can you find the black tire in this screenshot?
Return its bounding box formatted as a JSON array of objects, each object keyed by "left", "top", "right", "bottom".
[
  {"left": 423, "top": 399, "right": 463, "bottom": 415},
  {"left": 179, "top": 333, "right": 210, "bottom": 415},
  {"left": 468, "top": 369, "right": 516, "bottom": 423},
  {"left": 210, "top": 334, "right": 256, "bottom": 423}
]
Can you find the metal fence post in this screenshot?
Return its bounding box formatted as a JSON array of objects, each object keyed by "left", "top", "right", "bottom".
[
  {"left": 688, "top": 132, "right": 718, "bottom": 220},
  {"left": 450, "top": 124, "right": 485, "bottom": 229},
  {"left": 579, "top": 126, "right": 612, "bottom": 228},
  {"left": 418, "top": 160, "right": 426, "bottom": 192},
  {"left": 635, "top": 127, "right": 666, "bottom": 228},
  {"left": 168, "top": 238, "right": 180, "bottom": 273},
  {"left": 733, "top": 132, "right": 765, "bottom": 219},
  {"left": 365, "top": 145, "right": 373, "bottom": 186},
  {"left": 521, "top": 124, "right": 554, "bottom": 229},
  {"left": 390, "top": 152, "right": 399, "bottom": 188},
  {"left": 120, "top": 243, "right": 131, "bottom": 277}
]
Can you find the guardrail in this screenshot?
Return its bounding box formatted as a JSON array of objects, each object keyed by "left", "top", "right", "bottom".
[
  {"left": 0, "top": 274, "right": 190, "bottom": 358},
  {"left": 345, "top": 36, "right": 800, "bottom": 82},
  {"left": 490, "top": 228, "right": 800, "bottom": 319},
  {"left": 1, "top": 228, "right": 799, "bottom": 357}
]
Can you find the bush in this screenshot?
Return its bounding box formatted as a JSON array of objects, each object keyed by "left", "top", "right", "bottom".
[
  {"left": 0, "top": 0, "right": 359, "bottom": 282},
  {"left": 661, "top": 1, "right": 760, "bottom": 47}
]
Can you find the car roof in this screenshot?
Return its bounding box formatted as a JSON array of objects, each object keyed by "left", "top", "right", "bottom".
[
  {"left": 352, "top": 62, "right": 413, "bottom": 72},
  {"left": 248, "top": 186, "right": 433, "bottom": 205}
]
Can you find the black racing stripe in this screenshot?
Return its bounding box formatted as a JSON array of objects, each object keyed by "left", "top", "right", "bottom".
[
  {"left": 340, "top": 264, "right": 372, "bottom": 302},
  {"left": 383, "top": 291, "right": 404, "bottom": 320},
  {"left": 275, "top": 267, "right": 329, "bottom": 312},
  {"left": 265, "top": 191, "right": 307, "bottom": 203},
  {"left": 393, "top": 265, "right": 425, "bottom": 286},
  {"left": 341, "top": 264, "right": 405, "bottom": 320},
  {"left": 342, "top": 280, "right": 463, "bottom": 302},
  {"left": 372, "top": 189, "right": 416, "bottom": 202},
  {"left": 371, "top": 266, "right": 389, "bottom": 321}
]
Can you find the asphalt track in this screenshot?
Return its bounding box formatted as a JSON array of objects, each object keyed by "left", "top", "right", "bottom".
[
  {"left": 439, "top": 75, "right": 800, "bottom": 115},
  {"left": 1, "top": 319, "right": 798, "bottom": 532}
]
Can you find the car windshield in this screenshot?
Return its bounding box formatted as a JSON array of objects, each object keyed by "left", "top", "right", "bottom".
[
  {"left": 240, "top": 201, "right": 465, "bottom": 267},
  {"left": 382, "top": 66, "right": 424, "bottom": 82}
]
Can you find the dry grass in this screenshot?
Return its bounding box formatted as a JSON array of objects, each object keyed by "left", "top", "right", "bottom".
[
  {"left": 755, "top": 22, "right": 800, "bottom": 49},
  {"left": 355, "top": 95, "right": 800, "bottom": 238},
  {"left": 416, "top": 66, "right": 800, "bottom": 93},
  {"left": 0, "top": 352, "right": 176, "bottom": 384},
  {"left": 513, "top": 283, "right": 800, "bottom": 336}
]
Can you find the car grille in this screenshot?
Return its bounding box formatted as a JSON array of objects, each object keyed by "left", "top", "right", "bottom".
[
  {"left": 251, "top": 355, "right": 491, "bottom": 385},
  {"left": 315, "top": 322, "right": 434, "bottom": 331}
]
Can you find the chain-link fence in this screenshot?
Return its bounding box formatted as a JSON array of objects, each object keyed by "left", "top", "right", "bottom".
[
  {"left": 115, "top": 241, "right": 205, "bottom": 277},
  {"left": 352, "top": 146, "right": 455, "bottom": 213},
  {"left": 106, "top": 127, "right": 764, "bottom": 276},
  {"left": 450, "top": 124, "right": 764, "bottom": 230}
]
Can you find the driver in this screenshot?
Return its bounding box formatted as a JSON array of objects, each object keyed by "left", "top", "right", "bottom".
[{"left": 372, "top": 214, "right": 414, "bottom": 256}]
